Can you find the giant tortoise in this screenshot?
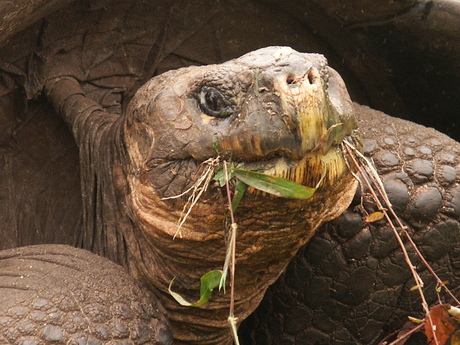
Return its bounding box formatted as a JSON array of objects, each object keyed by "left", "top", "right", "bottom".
[{"left": 1, "top": 1, "right": 460, "bottom": 345}]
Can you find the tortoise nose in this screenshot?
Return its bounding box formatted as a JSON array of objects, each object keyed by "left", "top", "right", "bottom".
[
  {"left": 285, "top": 67, "right": 320, "bottom": 87},
  {"left": 273, "top": 66, "right": 323, "bottom": 99},
  {"left": 255, "top": 62, "right": 324, "bottom": 97}
]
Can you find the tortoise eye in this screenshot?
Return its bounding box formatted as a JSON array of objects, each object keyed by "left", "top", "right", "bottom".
[{"left": 199, "top": 87, "right": 232, "bottom": 118}]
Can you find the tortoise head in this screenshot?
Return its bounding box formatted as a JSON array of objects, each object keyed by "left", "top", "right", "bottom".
[{"left": 124, "top": 46, "right": 359, "bottom": 198}]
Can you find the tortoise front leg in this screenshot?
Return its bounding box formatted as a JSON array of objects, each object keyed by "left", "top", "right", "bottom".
[
  {"left": 43, "top": 76, "right": 128, "bottom": 263},
  {"left": 44, "top": 77, "right": 120, "bottom": 146}
]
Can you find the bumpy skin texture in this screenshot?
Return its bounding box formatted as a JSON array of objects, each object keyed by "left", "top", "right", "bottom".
[
  {"left": 239, "top": 104, "right": 460, "bottom": 344},
  {"left": 0, "top": 245, "right": 173, "bottom": 345}
]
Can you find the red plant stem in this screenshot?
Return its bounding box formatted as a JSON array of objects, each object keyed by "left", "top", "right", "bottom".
[
  {"left": 377, "top": 323, "right": 425, "bottom": 345},
  {"left": 223, "top": 162, "right": 236, "bottom": 319},
  {"left": 352, "top": 152, "right": 460, "bottom": 305},
  {"left": 381, "top": 189, "right": 460, "bottom": 306}
]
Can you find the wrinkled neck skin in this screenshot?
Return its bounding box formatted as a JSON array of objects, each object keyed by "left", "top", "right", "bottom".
[{"left": 124, "top": 162, "right": 357, "bottom": 344}]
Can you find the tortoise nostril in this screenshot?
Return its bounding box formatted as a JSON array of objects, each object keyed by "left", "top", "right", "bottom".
[
  {"left": 286, "top": 75, "right": 297, "bottom": 85},
  {"left": 307, "top": 69, "right": 318, "bottom": 85},
  {"left": 286, "top": 69, "right": 319, "bottom": 86}
]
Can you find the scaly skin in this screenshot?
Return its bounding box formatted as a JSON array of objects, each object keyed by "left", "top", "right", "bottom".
[
  {"left": 0, "top": 1, "right": 459, "bottom": 344},
  {"left": 0, "top": 245, "right": 172, "bottom": 345},
  {"left": 240, "top": 104, "right": 460, "bottom": 345}
]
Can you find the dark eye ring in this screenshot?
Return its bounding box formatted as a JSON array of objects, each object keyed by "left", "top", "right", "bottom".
[{"left": 199, "top": 86, "right": 232, "bottom": 118}]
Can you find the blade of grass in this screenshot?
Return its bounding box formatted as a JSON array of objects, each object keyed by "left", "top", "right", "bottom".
[
  {"left": 228, "top": 315, "right": 240, "bottom": 345},
  {"left": 223, "top": 161, "right": 240, "bottom": 345},
  {"left": 232, "top": 168, "right": 316, "bottom": 199},
  {"left": 231, "top": 181, "right": 247, "bottom": 212},
  {"left": 220, "top": 223, "right": 236, "bottom": 293},
  {"left": 345, "top": 141, "right": 460, "bottom": 305},
  {"left": 162, "top": 157, "right": 220, "bottom": 239}
]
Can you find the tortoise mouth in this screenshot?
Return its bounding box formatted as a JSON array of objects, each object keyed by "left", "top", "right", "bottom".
[
  {"left": 237, "top": 146, "right": 348, "bottom": 190},
  {"left": 141, "top": 122, "right": 358, "bottom": 200},
  {"left": 141, "top": 141, "right": 349, "bottom": 200}
]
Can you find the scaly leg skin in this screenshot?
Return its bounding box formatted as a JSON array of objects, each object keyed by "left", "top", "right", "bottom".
[
  {"left": 44, "top": 77, "right": 128, "bottom": 264},
  {"left": 0, "top": 244, "right": 173, "bottom": 344}
]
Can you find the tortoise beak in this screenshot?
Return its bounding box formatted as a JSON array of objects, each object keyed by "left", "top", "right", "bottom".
[
  {"left": 218, "top": 66, "right": 353, "bottom": 162},
  {"left": 274, "top": 66, "right": 347, "bottom": 156},
  {"left": 216, "top": 48, "right": 360, "bottom": 189}
]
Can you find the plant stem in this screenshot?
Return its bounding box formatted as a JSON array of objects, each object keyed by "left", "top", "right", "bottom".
[{"left": 223, "top": 161, "right": 240, "bottom": 344}]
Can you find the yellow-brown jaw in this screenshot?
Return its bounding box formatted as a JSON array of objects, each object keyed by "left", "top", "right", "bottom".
[
  {"left": 261, "top": 66, "right": 359, "bottom": 189},
  {"left": 214, "top": 47, "right": 360, "bottom": 192}
]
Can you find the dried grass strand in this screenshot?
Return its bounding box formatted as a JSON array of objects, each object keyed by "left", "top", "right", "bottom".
[{"left": 162, "top": 157, "right": 220, "bottom": 239}]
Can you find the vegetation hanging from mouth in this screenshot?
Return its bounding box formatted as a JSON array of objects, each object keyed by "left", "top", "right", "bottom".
[
  {"left": 166, "top": 155, "right": 320, "bottom": 344},
  {"left": 162, "top": 156, "right": 320, "bottom": 238}
]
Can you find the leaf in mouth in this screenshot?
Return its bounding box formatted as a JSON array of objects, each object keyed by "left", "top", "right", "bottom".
[{"left": 232, "top": 168, "right": 316, "bottom": 199}]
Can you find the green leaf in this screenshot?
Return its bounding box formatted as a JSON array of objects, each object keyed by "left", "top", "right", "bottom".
[
  {"left": 219, "top": 223, "right": 238, "bottom": 292},
  {"left": 213, "top": 165, "right": 236, "bottom": 187},
  {"left": 253, "top": 68, "right": 261, "bottom": 97},
  {"left": 231, "top": 181, "right": 248, "bottom": 212},
  {"left": 232, "top": 169, "right": 316, "bottom": 199},
  {"left": 212, "top": 135, "right": 220, "bottom": 154},
  {"left": 168, "top": 270, "right": 223, "bottom": 307},
  {"left": 213, "top": 168, "right": 226, "bottom": 187},
  {"left": 314, "top": 122, "right": 344, "bottom": 154},
  {"left": 408, "top": 316, "right": 424, "bottom": 324},
  {"left": 448, "top": 305, "right": 460, "bottom": 318}
]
